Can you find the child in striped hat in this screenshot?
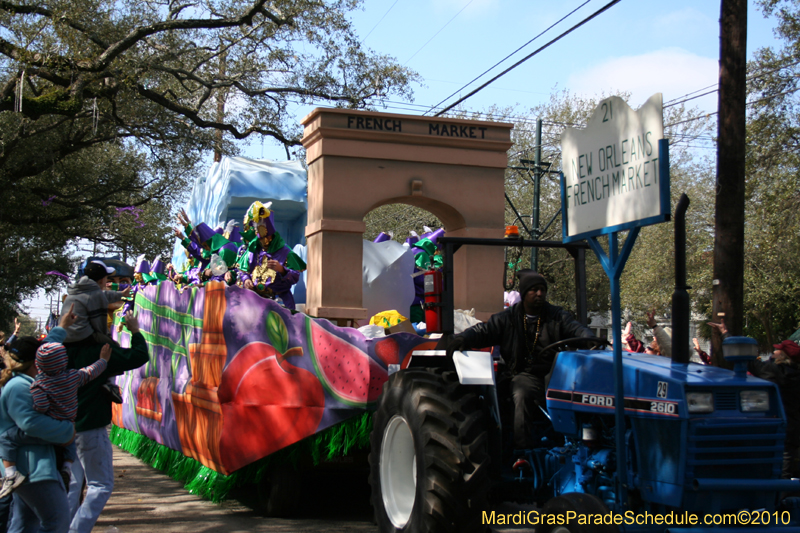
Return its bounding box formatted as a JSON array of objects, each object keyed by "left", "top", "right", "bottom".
[{"left": 0, "top": 342, "right": 110, "bottom": 498}]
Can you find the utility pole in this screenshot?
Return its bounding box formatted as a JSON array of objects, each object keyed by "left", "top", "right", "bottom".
[
  {"left": 530, "top": 118, "right": 542, "bottom": 271},
  {"left": 711, "top": 0, "right": 747, "bottom": 365}
]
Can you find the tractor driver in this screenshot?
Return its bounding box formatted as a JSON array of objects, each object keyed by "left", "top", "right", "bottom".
[{"left": 446, "top": 270, "right": 594, "bottom": 449}]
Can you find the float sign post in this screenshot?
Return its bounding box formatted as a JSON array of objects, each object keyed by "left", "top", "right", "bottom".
[{"left": 559, "top": 93, "right": 669, "bottom": 510}]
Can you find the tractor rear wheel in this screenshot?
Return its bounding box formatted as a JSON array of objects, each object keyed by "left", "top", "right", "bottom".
[{"left": 369, "top": 368, "right": 492, "bottom": 533}]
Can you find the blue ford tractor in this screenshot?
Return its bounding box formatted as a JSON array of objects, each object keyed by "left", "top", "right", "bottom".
[{"left": 368, "top": 196, "right": 800, "bottom": 532}]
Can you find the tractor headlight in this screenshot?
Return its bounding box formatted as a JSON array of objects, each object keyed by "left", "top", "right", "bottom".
[
  {"left": 740, "top": 390, "right": 769, "bottom": 412},
  {"left": 687, "top": 392, "right": 714, "bottom": 413}
]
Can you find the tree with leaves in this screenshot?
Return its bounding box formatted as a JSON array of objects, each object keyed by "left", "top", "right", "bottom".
[
  {"left": 493, "top": 91, "right": 717, "bottom": 322},
  {"left": 363, "top": 204, "right": 442, "bottom": 244},
  {"left": 0, "top": 0, "right": 417, "bottom": 324},
  {"left": 0, "top": 313, "right": 40, "bottom": 338},
  {"left": 738, "top": 0, "right": 800, "bottom": 346}
]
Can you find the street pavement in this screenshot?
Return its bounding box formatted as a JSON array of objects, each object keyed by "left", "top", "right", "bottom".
[
  {"left": 93, "top": 444, "right": 376, "bottom": 532},
  {"left": 94, "top": 442, "right": 536, "bottom": 532}
]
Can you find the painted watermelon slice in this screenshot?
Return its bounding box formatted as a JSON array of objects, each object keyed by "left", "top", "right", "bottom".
[{"left": 306, "top": 316, "right": 388, "bottom": 407}]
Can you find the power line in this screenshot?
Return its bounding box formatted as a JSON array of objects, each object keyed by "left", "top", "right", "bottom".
[
  {"left": 663, "top": 84, "right": 800, "bottom": 129},
  {"left": 542, "top": 119, "right": 586, "bottom": 128},
  {"left": 665, "top": 112, "right": 719, "bottom": 129},
  {"left": 280, "top": 85, "right": 720, "bottom": 138},
  {"left": 423, "top": 53, "right": 798, "bottom": 116},
  {"left": 283, "top": 83, "right": 717, "bottom": 132},
  {"left": 307, "top": 96, "right": 551, "bottom": 126},
  {"left": 432, "top": 0, "right": 621, "bottom": 117},
  {"left": 662, "top": 58, "right": 800, "bottom": 109},
  {"left": 359, "top": 0, "right": 402, "bottom": 45},
  {"left": 427, "top": 0, "right": 591, "bottom": 114},
  {"left": 404, "top": 0, "right": 476, "bottom": 66},
  {"left": 425, "top": 77, "right": 551, "bottom": 96},
  {"left": 373, "top": 99, "right": 586, "bottom": 128},
  {"left": 747, "top": 84, "right": 800, "bottom": 107},
  {"left": 663, "top": 89, "right": 719, "bottom": 109},
  {"left": 748, "top": 56, "right": 800, "bottom": 83},
  {"left": 664, "top": 83, "right": 719, "bottom": 105}
]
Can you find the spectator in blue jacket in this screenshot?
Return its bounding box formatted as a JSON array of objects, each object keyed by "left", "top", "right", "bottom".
[{"left": 0, "top": 312, "right": 76, "bottom": 533}]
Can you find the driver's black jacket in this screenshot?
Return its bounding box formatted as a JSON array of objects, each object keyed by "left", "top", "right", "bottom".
[{"left": 454, "top": 302, "right": 594, "bottom": 376}]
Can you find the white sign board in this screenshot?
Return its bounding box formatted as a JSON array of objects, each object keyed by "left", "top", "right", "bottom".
[{"left": 560, "top": 94, "right": 668, "bottom": 242}]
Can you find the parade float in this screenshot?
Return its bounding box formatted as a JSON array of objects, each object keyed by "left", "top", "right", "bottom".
[
  {"left": 109, "top": 279, "right": 435, "bottom": 505},
  {"left": 106, "top": 154, "right": 432, "bottom": 508},
  {"left": 107, "top": 109, "right": 514, "bottom": 510}
]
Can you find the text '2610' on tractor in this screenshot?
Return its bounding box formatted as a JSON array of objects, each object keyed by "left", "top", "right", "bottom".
[{"left": 368, "top": 195, "right": 800, "bottom": 533}]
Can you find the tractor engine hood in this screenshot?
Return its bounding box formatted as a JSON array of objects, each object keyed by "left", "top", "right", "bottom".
[{"left": 546, "top": 350, "right": 782, "bottom": 436}]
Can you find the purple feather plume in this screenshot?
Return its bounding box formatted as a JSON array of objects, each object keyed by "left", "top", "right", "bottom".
[{"left": 45, "top": 271, "right": 70, "bottom": 282}]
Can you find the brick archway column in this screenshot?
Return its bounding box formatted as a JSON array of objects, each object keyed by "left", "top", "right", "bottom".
[{"left": 301, "top": 109, "right": 512, "bottom": 323}]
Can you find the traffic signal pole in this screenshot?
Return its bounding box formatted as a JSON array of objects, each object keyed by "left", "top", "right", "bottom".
[{"left": 531, "top": 118, "right": 542, "bottom": 271}]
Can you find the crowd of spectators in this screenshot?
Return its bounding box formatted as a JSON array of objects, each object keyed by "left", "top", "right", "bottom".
[
  {"left": 0, "top": 260, "right": 149, "bottom": 532},
  {"left": 619, "top": 312, "right": 800, "bottom": 478}
]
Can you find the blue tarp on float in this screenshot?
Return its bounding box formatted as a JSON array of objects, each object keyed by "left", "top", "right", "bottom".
[{"left": 172, "top": 156, "right": 307, "bottom": 268}]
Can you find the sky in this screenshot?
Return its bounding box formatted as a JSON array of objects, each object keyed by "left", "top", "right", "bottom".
[
  {"left": 245, "top": 0, "right": 783, "bottom": 160},
  {"left": 21, "top": 0, "right": 785, "bottom": 325}
]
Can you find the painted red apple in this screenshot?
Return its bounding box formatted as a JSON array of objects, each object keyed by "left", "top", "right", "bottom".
[
  {"left": 374, "top": 337, "right": 399, "bottom": 367},
  {"left": 401, "top": 340, "right": 438, "bottom": 369},
  {"left": 218, "top": 342, "right": 324, "bottom": 472}
]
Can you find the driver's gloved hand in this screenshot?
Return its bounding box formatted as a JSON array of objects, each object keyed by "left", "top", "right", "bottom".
[{"left": 446, "top": 336, "right": 465, "bottom": 359}]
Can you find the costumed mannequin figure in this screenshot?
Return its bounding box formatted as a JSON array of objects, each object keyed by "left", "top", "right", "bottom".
[
  {"left": 169, "top": 232, "right": 203, "bottom": 286},
  {"left": 223, "top": 219, "right": 242, "bottom": 245},
  {"left": 184, "top": 222, "right": 216, "bottom": 268},
  {"left": 172, "top": 215, "right": 219, "bottom": 286},
  {"left": 373, "top": 231, "right": 393, "bottom": 243},
  {"left": 403, "top": 231, "right": 419, "bottom": 247},
  {"left": 142, "top": 255, "right": 168, "bottom": 286},
  {"left": 237, "top": 201, "right": 306, "bottom": 310},
  {"left": 173, "top": 211, "right": 201, "bottom": 267},
  {"left": 132, "top": 255, "right": 148, "bottom": 286},
  {"left": 409, "top": 228, "right": 445, "bottom": 323},
  {"left": 176, "top": 209, "right": 201, "bottom": 250},
  {"left": 412, "top": 228, "right": 445, "bottom": 271},
  {"left": 119, "top": 255, "right": 148, "bottom": 323},
  {"left": 419, "top": 225, "right": 434, "bottom": 240},
  {"left": 168, "top": 261, "right": 202, "bottom": 287}
]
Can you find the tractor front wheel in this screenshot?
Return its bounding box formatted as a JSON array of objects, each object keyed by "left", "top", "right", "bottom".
[{"left": 369, "top": 369, "right": 492, "bottom": 533}]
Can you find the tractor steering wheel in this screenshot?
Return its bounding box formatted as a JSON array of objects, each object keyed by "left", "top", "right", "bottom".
[{"left": 538, "top": 336, "right": 610, "bottom": 358}]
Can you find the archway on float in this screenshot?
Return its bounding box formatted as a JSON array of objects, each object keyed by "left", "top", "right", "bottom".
[{"left": 301, "top": 109, "right": 513, "bottom": 324}]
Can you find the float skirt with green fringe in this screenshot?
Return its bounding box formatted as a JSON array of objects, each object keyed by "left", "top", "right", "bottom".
[{"left": 109, "top": 411, "right": 373, "bottom": 503}]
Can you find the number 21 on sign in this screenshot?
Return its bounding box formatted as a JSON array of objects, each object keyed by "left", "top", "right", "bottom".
[{"left": 602, "top": 101, "right": 612, "bottom": 122}]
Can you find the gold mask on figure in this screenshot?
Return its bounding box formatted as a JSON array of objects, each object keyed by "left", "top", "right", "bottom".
[{"left": 257, "top": 226, "right": 273, "bottom": 248}]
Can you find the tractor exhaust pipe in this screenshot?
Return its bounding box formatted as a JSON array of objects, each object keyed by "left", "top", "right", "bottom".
[{"left": 672, "top": 194, "right": 691, "bottom": 365}]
